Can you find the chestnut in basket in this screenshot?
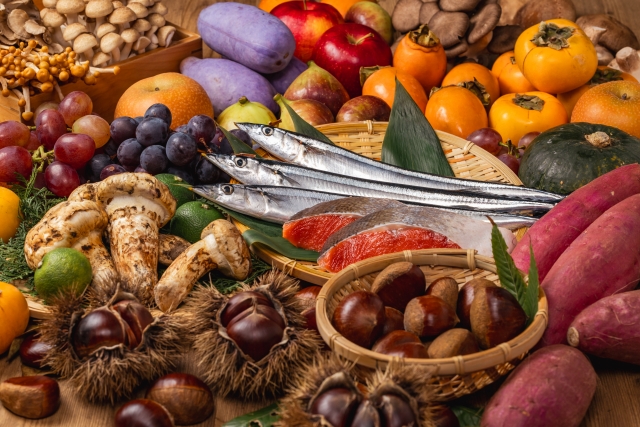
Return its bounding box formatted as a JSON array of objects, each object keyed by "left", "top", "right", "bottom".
[
  {"left": 404, "top": 295, "right": 457, "bottom": 339},
  {"left": 371, "top": 262, "right": 426, "bottom": 312},
  {"left": 19, "top": 333, "right": 54, "bottom": 369},
  {"left": 332, "top": 291, "right": 386, "bottom": 349},
  {"left": 372, "top": 331, "right": 428, "bottom": 358},
  {"left": 146, "top": 373, "right": 214, "bottom": 425},
  {"left": 381, "top": 307, "right": 405, "bottom": 336},
  {"left": 115, "top": 399, "right": 175, "bottom": 427},
  {"left": 470, "top": 287, "right": 527, "bottom": 349},
  {"left": 426, "top": 277, "right": 459, "bottom": 312},
  {"left": 428, "top": 328, "right": 480, "bottom": 358},
  {"left": 457, "top": 279, "right": 496, "bottom": 329}
]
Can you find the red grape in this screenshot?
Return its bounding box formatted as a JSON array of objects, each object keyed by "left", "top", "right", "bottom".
[
  {"left": 58, "top": 91, "right": 93, "bottom": 127},
  {"left": 498, "top": 153, "right": 520, "bottom": 174},
  {"left": 36, "top": 109, "right": 68, "bottom": 150},
  {"left": 25, "top": 131, "right": 41, "bottom": 151},
  {"left": 518, "top": 132, "right": 540, "bottom": 154},
  {"left": 0, "top": 146, "right": 32, "bottom": 182},
  {"left": 44, "top": 161, "right": 80, "bottom": 197},
  {"left": 72, "top": 115, "right": 111, "bottom": 148},
  {"left": 54, "top": 133, "right": 96, "bottom": 169},
  {"left": 0, "top": 121, "right": 31, "bottom": 149},
  {"left": 466, "top": 128, "right": 503, "bottom": 156}
]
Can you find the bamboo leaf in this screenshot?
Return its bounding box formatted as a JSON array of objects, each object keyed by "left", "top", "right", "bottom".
[
  {"left": 382, "top": 78, "right": 455, "bottom": 177},
  {"left": 524, "top": 243, "right": 540, "bottom": 325},
  {"left": 451, "top": 404, "right": 484, "bottom": 427},
  {"left": 218, "top": 125, "right": 262, "bottom": 157},
  {"left": 281, "top": 101, "right": 334, "bottom": 145},
  {"left": 222, "top": 403, "right": 280, "bottom": 427},
  {"left": 490, "top": 222, "right": 527, "bottom": 308}
]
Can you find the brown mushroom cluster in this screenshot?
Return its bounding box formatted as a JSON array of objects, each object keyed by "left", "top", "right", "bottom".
[
  {"left": 39, "top": 0, "right": 175, "bottom": 68},
  {"left": 577, "top": 14, "right": 640, "bottom": 67},
  {"left": 0, "top": 0, "right": 53, "bottom": 48},
  {"left": 391, "top": 0, "right": 519, "bottom": 59}
]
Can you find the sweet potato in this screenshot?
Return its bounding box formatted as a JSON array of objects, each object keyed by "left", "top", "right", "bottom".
[
  {"left": 512, "top": 164, "right": 640, "bottom": 281},
  {"left": 568, "top": 290, "right": 640, "bottom": 364},
  {"left": 481, "top": 345, "right": 596, "bottom": 427},
  {"left": 539, "top": 193, "right": 640, "bottom": 347}
]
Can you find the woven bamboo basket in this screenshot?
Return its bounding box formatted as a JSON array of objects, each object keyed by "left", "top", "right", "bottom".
[
  {"left": 315, "top": 248, "right": 548, "bottom": 401},
  {"left": 235, "top": 121, "right": 528, "bottom": 286}
]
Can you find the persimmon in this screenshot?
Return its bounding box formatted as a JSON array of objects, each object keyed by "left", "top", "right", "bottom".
[
  {"left": 425, "top": 86, "right": 488, "bottom": 139},
  {"left": 558, "top": 66, "right": 639, "bottom": 117},
  {"left": 442, "top": 63, "right": 500, "bottom": 107},
  {"left": 491, "top": 51, "right": 536, "bottom": 96},
  {"left": 258, "top": 0, "right": 291, "bottom": 12},
  {"left": 320, "top": 0, "right": 373, "bottom": 17},
  {"left": 572, "top": 80, "right": 640, "bottom": 138},
  {"left": 362, "top": 66, "right": 428, "bottom": 111},
  {"left": 514, "top": 19, "right": 598, "bottom": 94},
  {"left": 393, "top": 25, "right": 447, "bottom": 94},
  {"left": 489, "top": 92, "right": 568, "bottom": 144}
]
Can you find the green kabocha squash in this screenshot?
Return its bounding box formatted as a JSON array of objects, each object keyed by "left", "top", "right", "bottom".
[{"left": 519, "top": 123, "right": 640, "bottom": 195}]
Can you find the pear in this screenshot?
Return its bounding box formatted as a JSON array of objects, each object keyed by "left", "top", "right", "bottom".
[
  {"left": 217, "top": 97, "right": 277, "bottom": 130},
  {"left": 275, "top": 95, "right": 334, "bottom": 131},
  {"left": 283, "top": 61, "right": 350, "bottom": 116}
]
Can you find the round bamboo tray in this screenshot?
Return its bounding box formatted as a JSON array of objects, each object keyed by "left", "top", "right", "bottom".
[
  {"left": 315, "top": 248, "right": 548, "bottom": 401},
  {"left": 236, "top": 121, "right": 528, "bottom": 285}
]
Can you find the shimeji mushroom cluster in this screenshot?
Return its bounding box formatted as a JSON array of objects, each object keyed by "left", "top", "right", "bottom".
[{"left": 39, "top": 0, "right": 176, "bottom": 68}]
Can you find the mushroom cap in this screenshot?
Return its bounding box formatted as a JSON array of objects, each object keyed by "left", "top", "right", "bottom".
[
  {"left": 101, "top": 32, "right": 123, "bottom": 51},
  {"left": 130, "top": 0, "right": 154, "bottom": 7},
  {"left": 445, "top": 40, "right": 469, "bottom": 58},
  {"left": 488, "top": 25, "right": 523, "bottom": 54},
  {"left": 63, "top": 22, "right": 89, "bottom": 41},
  {"left": 429, "top": 11, "right": 469, "bottom": 48},
  {"left": 149, "top": 2, "right": 168, "bottom": 16},
  {"left": 74, "top": 32, "right": 98, "bottom": 52},
  {"left": 85, "top": 0, "right": 114, "bottom": 18},
  {"left": 576, "top": 14, "right": 640, "bottom": 52},
  {"left": 93, "top": 51, "right": 111, "bottom": 66},
  {"left": 133, "top": 18, "right": 151, "bottom": 32},
  {"left": 56, "top": 0, "right": 85, "bottom": 14},
  {"left": 7, "top": 9, "right": 30, "bottom": 39},
  {"left": 109, "top": 6, "right": 136, "bottom": 25},
  {"left": 419, "top": 2, "right": 440, "bottom": 26},
  {"left": 121, "top": 27, "right": 140, "bottom": 43},
  {"left": 157, "top": 25, "right": 175, "bottom": 47},
  {"left": 134, "top": 35, "right": 151, "bottom": 51},
  {"left": 112, "top": 0, "right": 124, "bottom": 8},
  {"left": 43, "top": 0, "right": 58, "bottom": 8},
  {"left": 439, "top": 0, "right": 481, "bottom": 13},
  {"left": 40, "top": 8, "right": 66, "bottom": 27},
  {"left": 24, "top": 20, "right": 47, "bottom": 36},
  {"left": 201, "top": 219, "right": 251, "bottom": 280},
  {"left": 515, "top": 0, "right": 576, "bottom": 30},
  {"left": 96, "top": 173, "right": 177, "bottom": 227},
  {"left": 68, "top": 182, "right": 98, "bottom": 202},
  {"left": 468, "top": 3, "right": 501, "bottom": 44},
  {"left": 96, "top": 22, "right": 117, "bottom": 39},
  {"left": 128, "top": 2, "right": 149, "bottom": 19},
  {"left": 147, "top": 13, "right": 165, "bottom": 28},
  {"left": 391, "top": 0, "right": 422, "bottom": 33}
]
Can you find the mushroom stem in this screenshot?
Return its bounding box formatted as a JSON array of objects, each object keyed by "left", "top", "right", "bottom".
[
  {"left": 21, "top": 85, "right": 33, "bottom": 121},
  {"left": 616, "top": 47, "right": 640, "bottom": 73},
  {"left": 12, "top": 88, "right": 25, "bottom": 107},
  {"left": 53, "top": 80, "right": 64, "bottom": 101},
  {"left": 121, "top": 41, "right": 133, "bottom": 59},
  {"left": 0, "top": 77, "right": 8, "bottom": 96},
  {"left": 66, "top": 13, "right": 78, "bottom": 25},
  {"left": 81, "top": 48, "right": 94, "bottom": 63},
  {"left": 89, "top": 65, "right": 120, "bottom": 75},
  {"left": 110, "top": 47, "right": 121, "bottom": 63}
]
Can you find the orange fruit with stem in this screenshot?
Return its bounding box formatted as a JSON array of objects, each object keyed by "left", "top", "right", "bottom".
[{"left": 362, "top": 66, "right": 427, "bottom": 111}]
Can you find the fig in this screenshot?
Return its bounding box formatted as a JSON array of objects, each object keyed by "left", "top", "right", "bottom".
[{"left": 284, "top": 61, "right": 350, "bottom": 116}]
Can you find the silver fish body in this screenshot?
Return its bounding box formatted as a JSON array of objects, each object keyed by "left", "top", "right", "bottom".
[
  {"left": 205, "top": 153, "right": 554, "bottom": 216},
  {"left": 235, "top": 123, "right": 564, "bottom": 203}
]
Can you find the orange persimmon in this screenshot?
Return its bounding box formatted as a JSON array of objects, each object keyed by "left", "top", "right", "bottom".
[
  {"left": 442, "top": 63, "right": 500, "bottom": 107},
  {"left": 491, "top": 51, "right": 536, "bottom": 96},
  {"left": 362, "top": 67, "right": 428, "bottom": 111},
  {"left": 425, "top": 86, "right": 488, "bottom": 139},
  {"left": 320, "top": 0, "right": 373, "bottom": 17},
  {"left": 393, "top": 25, "right": 447, "bottom": 94}
]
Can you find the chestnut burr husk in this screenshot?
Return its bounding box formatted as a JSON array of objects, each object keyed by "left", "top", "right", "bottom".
[
  {"left": 146, "top": 373, "right": 214, "bottom": 425},
  {"left": 182, "top": 270, "right": 323, "bottom": 399},
  {"left": 38, "top": 286, "right": 186, "bottom": 404}
]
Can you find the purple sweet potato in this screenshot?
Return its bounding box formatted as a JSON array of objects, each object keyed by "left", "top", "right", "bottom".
[
  {"left": 568, "top": 290, "right": 640, "bottom": 364},
  {"left": 512, "top": 164, "right": 640, "bottom": 281},
  {"left": 481, "top": 345, "right": 596, "bottom": 427},
  {"left": 264, "top": 57, "right": 307, "bottom": 94},
  {"left": 539, "top": 193, "right": 640, "bottom": 347}
]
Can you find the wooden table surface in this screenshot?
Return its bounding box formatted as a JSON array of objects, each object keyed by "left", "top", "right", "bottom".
[{"left": 3, "top": 0, "right": 640, "bottom": 425}]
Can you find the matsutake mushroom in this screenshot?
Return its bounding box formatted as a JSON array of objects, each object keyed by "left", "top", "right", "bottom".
[
  {"left": 24, "top": 199, "right": 118, "bottom": 291},
  {"left": 96, "top": 173, "right": 177, "bottom": 306},
  {"left": 154, "top": 219, "right": 251, "bottom": 313}
]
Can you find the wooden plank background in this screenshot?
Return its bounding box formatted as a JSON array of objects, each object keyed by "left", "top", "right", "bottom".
[{"left": 2, "top": 0, "right": 640, "bottom": 426}]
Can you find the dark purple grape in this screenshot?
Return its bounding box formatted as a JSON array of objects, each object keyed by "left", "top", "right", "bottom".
[
  {"left": 144, "top": 103, "right": 172, "bottom": 127},
  {"left": 194, "top": 157, "right": 221, "bottom": 184},
  {"left": 110, "top": 117, "right": 138, "bottom": 146},
  {"left": 134, "top": 116, "right": 144, "bottom": 125},
  {"left": 134, "top": 166, "right": 148, "bottom": 173},
  {"left": 230, "top": 128, "right": 252, "bottom": 147},
  {"left": 136, "top": 117, "right": 169, "bottom": 147},
  {"left": 187, "top": 115, "right": 216, "bottom": 145},
  {"left": 140, "top": 145, "right": 168, "bottom": 175},
  {"left": 166, "top": 132, "right": 197, "bottom": 166},
  {"left": 209, "top": 128, "right": 233, "bottom": 155},
  {"left": 166, "top": 166, "right": 194, "bottom": 185},
  {"left": 466, "top": 128, "right": 502, "bottom": 156},
  {"left": 219, "top": 171, "right": 231, "bottom": 183},
  {"left": 88, "top": 154, "right": 113, "bottom": 181},
  {"left": 117, "top": 138, "right": 143, "bottom": 169},
  {"left": 175, "top": 124, "right": 189, "bottom": 133},
  {"left": 103, "top": 138, "right": 118, "bottom": 157},
  {"left": 100, "top": 164, "right": 126, "bottom": 180}
]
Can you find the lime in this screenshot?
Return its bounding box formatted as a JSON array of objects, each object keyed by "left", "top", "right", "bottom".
[
  {"left": 170, "top": 201, "right": 224, "bottom": 243},
  {"left": 34, "top": 248, "right": 92, "bottom": 303},
  {"left": 156, "top": 173, "right": 194, "bottom": 208}
]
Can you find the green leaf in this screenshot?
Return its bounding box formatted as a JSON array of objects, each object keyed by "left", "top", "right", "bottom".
[
  {"left": 222, "top": 403, "right": 280, "bottom": 427},
  {"left": 282, "top": 101, "right": 334, "bottom": 145},
  {"left": 382, "top": 78, "right": 455, "bottom": 177},
  {"left": 451, "top": 404, "right": 484, "bottom": 427},
  {"left": 204, "top": 256, "right": 272, "bottom": 294},
  {"left": 218, "top": 125, "right": 262, "bottom": 157},
  {"left": 524, "top": 243, "right": 540, "bottom": 325}
]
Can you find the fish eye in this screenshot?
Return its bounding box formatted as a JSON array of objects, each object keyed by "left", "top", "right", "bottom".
[
  {"left": 235, "top": 158, "right": 246, "bottom": 167},
  {"left": 262, "top": 127, "right": 274, "bottom": 136},
  {"left": 221, "top": 185, "right": 234, "bottom": 195}
]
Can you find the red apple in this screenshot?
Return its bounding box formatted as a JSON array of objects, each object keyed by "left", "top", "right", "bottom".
[
  {"left": 345, "top": 1, "right": 393, "bottom": 45},
  {"left": 271, "top": 1, "right": 344, "bottom": 63},
  {"left": 313, "top": 23, "right": 392, "bottom": 98}
]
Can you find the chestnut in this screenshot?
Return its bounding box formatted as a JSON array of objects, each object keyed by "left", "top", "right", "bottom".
[
  {"left": 112, "top": 299, "right": 155, "bottom": 348},
  {"left": 383, "top": 342, "right": 429, "bottom": 359},
  {"left": 470, "top": 286, "right": 527, "bottom": 349},
  {"left": 226, "top": 303, "right": 286, "bottom": 331},
  {"left": 71, "top": 308, "right": 127, "bottom": 359},
  {"left": 309, "top": 387, "right": 359, "bottom": 427},
  {"left": 372, "top": 330, "right": 421, "bottom": 353},
  {"left": 221, "top": 291, "right": 273, "bottom": 326},
  {"left": 0, "top": 376, "right": 60, "bottom": 419},
  {"left": 457, "top": 278, "right": 496, "bottom": 329},
  {"left": 427, "top": 328, "right": 479, "bottom": 358},
  {"left": 433, "top": 405, "right": 461, "bottom": 427},
  {"left": 378, "top": 393, "right": 418, "bottom": 427},
  {"left": 404, "top": 296, "right": 457, "bottom": 339},
  {"left": 226, "top": 304, "right": 285, "bottom": 361},
  {"left": 426, "top": 277, "right": 459, "bottom": 312},
  {"left": 146, "top": 373, "right": 214, "bottom": 425},
  {"left": 371, "top": 262, "right": 426, "bottom": 312},
  {"left": 381, "top": 307, "right": 404, "bottom": 337},
  {"left": 19, "top": 333, "right": 53, "bottom": 369},
  {"left": 301, "top": 306, "right": 318, "bottom": 333},
  {"left": 295, "top": 286, "right": 322, "bottom": 310},
  {"left": 115, "top": 399, "right": 175, "bottom": 427},
  {"left": 332, "top": 291, "right": 386, "bottom": 349},
  {"left": 352, "top": 399, "right": 380, "bottom": 426}
]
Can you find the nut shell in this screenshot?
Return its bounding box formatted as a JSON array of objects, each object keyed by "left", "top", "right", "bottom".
[
  {"left": 427, "top": 328, "right": 479, "bottom": 358},
  {"left": 115, "top": 398, "right": 175, "bottom": 427},
  {"left": 295, "top": 286, "right": 322, "bottom": 311},
  {"left": 426, "top": 277, "right": 459, "bottom": 312},
  {"left": 71, "top": 307, "right": 127, "bottom": 359},
  {"left": 378, "top": 393, "right": 418, "bottom": 427},
  {"left": 372, "top": 330, "right": 422, "bottom": 354},
  {"left": 470, "top": 286, "right": 526, "bottom": 349},
  {"left": 221, "top": 291, "right": 273, "bottom": 327},
  {"left": 332, "top": 291, "right": 386, "bottom": 349},
  {"left": 352, "top": 399, "right": 381, "bottom": 425},
  {"left": 309, "top": 387, "right": 360, "bottom": 427},
  {"left": 371, "top": 262, "right": 426, "bottom": 312},
  {"left": 0, "top": 376, "right": 60, "bottom": 419},
  {"left": 112, "top": 299, "right": 154, "bottom": 349},
  {"left": 19, "top": 334, "right": 53, "bottom": 369},
  {"left": 146, "top": 373, "right": 214, "bottom": 425},
  {"left": 381, "top": 307, "right": 405, "bottom": 336},
  {"left": 404, "top": 295, "right": 457, "bottom": 338},
  {"left": 457, "top": 278, "right": 496, "bottom": 329},
  {"left": 226, "top": 304, "right": 285, "bottom": 362}
]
